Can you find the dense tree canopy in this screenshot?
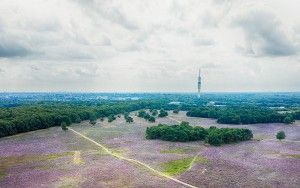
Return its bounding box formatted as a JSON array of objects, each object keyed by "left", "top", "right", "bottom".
[
  {"left": 124, "top": 113, "right": 134, "bottom": 123},
  {"left": 158, "top": 109, "right": 168, "bottom": 117},
  {"left": 138, "top": 110, "right": 156, "bottom": 123},
  {"left": 146, "top": 122, "right": 253, "bottom": 146},
  {"left": 0, "top": 93, "right": 299, "bottom": 138},
  {"left": 276, "top": 131, "right": 286, "bottom": 140},
  {"left": 186, "top": 106, "right": 296, "bottom": 124},
  {"left": 0, "top": 100, "right": 166, "bottom": 138}
]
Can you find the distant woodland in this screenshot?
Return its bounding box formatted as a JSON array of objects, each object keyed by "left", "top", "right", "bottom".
[{"left": 0, "top": 92, "right": 299, "bottom": 138}]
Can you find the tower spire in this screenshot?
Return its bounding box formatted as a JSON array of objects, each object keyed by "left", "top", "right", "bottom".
[{"left": 197, "top": 68, "right": 201, "bottom": 97}]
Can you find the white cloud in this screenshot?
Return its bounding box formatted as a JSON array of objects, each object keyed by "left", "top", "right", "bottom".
[{"left": 0, "top": 0, "right": 299, "bottom": 92}]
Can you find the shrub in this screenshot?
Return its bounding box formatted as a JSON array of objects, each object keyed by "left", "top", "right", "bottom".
[
  {"left": 151, "top": 109, "right": 158, "bottom": 116},
  {"left": 158, "top": 109, "right": 168, "bottom": 117},
  {"left": 61, "top": 122, "right": 68, "bottom": 131},
  {"left": 173, "top": 109, "right": 179, "bottom": 114},
  {"left": 138, "top": 110, "right": 147, "bottom": 118},
  {"left": 283, "top": 115, "right": 294, "bottom": 124},
  {"left": 124, "top": 113, "right": 134, "bottom": 123},
  {"left": 148, "top": 116, "right": 155, "bottom": 123},
  {"left": 90, "top": 120, "right": 96, "bottom": 125},
  {"left": 108, "top": 115, "right": 116, "bottom": 122},
  {"left": 276, "top": 131, "right": 286, "bottom": 140}
]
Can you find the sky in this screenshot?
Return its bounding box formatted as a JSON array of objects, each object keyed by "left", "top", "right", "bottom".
[{"left": 0, "top": 0, "right": 299, "bottom": 92}]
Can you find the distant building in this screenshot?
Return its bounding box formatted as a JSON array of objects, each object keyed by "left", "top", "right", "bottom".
[{"left": 169, "top": 101, "right": 182, "bottom": 105}]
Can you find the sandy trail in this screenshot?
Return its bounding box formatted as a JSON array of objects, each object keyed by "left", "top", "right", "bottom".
[
  {"left": 69, "top": 127, "right": 199, "bottom": 188},
  {"left": 261, "top": 138, "right": 300, "bottom": 143}
]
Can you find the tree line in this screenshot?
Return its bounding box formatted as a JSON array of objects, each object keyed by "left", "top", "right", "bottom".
[
  {"left": 146, "top": 122, "right": 253, "bottom": 146},
  {"left": 137, "top": 109, "right": 169, "bottom": 123},
  {"left": 0, "top": 100, "right": 168, "bottom": 138},
  {"left": 186, "top": 106, "right": 296, "bottom": 124}
]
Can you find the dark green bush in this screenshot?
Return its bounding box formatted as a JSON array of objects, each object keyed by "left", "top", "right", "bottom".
[
  {"left": 283, "top": 115, "right": 294, "bottom": 124},
  {"left": 124, "top": 113, "right": 134, "bottom": 123},
  {"left": 276, "top": 131, "right": 286, "bottom": 140},
  {"left": 158, "top": 109, "right": 168, "bottom": 117},
  {"left": 173, "top": 109, "right": 179, "bottom": 114},
  {"left": 108, "top": 115, "right": 116, "bottom": 122},
  {"left": 146, "top": 122, "right": 253, "bottom": 146},
  {"left": 148, "top": 116, "right": 155, "bottom": 122},
  {"left": 61, "top": 122, "right": 68, "bottom": 131},
  {"left": 151, "top": 109, "right": 158, "bottom": 116}
]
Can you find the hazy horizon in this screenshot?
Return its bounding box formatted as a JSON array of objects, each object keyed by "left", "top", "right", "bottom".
[{"left": 1, "top": 0, "right": 300, "bottom": 92}]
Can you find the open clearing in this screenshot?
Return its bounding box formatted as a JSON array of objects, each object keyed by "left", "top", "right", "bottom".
[{"left": 0, "top": 111, "right": 299, "bottom": 188}]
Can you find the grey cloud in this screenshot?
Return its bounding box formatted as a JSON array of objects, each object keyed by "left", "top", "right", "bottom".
[
  {"left": 100, "top": 36, "right": 111, "bottom": 46},
  {"left": 74, "top": 0, "right": 138, "bottom": 30},
  {"left": 105, "top": 8, "right": 138, "bottom": 30},
  {"left": 193, "top": 38, "right": 215, "bottom": 46},
  {"left": 234, "top": 11, "right": 298, "bottom": 57},
  {"left": 202, "top": 12, "right": 218, "bottom": 28},
  {"left": 18, "top": 19, "right": 61, "bottom": 32},
  {"left": 0, "top": 39, "right": 30, "bottom": 58}
]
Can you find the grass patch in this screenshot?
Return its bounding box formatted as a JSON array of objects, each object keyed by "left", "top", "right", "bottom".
[
  {"left": 285, "top": 154, "right": 300, "bottom": 159},
  {"left": 45, "top": 152, "right": 74, "bottom": 160},
  {"left": 111, "top": 148, "right": 128, "bottom": 155},
  {"left": 160, "top": 147, "right": 194, "bottom": 154},
  {"left": 193, "top": 156, "right": 209, "bottom": 164},
  {"left": 0, "top": 171, "right": 6, "bottom": 181},
  {"left": 161, "top": 156, "right": 208, "bottom": 176},
  {"left": 0, "top": 151, "right": 74, "bottom": 178}
]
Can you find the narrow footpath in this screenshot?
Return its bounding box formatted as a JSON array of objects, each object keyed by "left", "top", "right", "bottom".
[{"left": 69, "top": 127, "right": 199, "bottom": 188}]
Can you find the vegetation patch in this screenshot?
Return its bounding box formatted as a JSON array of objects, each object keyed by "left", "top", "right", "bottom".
[
  {"left": 0, "top": 151, "right": 74, "bottom": 178},
  {"left": 161, "top": 156, "right": 208, "bottom": 176},
  {"left": 160, "top": 147, "right": 195, "bottom": 154},
  {"left": 111, "top": 148, "right": 128, "bottom": 155},
  {"left": 138, "top": 110, "right": 156, "bottom": 122},
  {"left": 186, "top": 106, "right": 297, "bottom": 124},
  {"left": 0, "top": 170, "right": 6, "bottom": 181},
  {"left": 146, "top": 122, "right": 253, "bottom": 146},
  {"left": 284, "top": 154, "right": 300, "bottom": 159}
]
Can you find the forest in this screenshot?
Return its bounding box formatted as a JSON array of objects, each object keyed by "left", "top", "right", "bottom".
[
  {"left": 186, "top": 106, "right": 297, "bottom": 124},
  {"left": 146, "top": 122, "right": 253, "bottom": 146},
  {"left": 0, "top": 100, "right": 168, "bottom": 138},
  {"left": 1, "top": 92, "right": 299, "bottom": 138}
]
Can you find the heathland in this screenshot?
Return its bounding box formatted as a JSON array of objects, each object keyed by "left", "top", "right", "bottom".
[{"left": 0, "top": 92, "right": 299, "bottom": 187}]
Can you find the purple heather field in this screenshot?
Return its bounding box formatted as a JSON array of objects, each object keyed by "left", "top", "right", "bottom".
[{"left": 0, "top": 111, "right": 299, "bottom": 188}]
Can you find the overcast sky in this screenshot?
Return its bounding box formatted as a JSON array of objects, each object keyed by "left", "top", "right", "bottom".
[{"left": 0, "top": 0, "right": 299, "bottom": 92}]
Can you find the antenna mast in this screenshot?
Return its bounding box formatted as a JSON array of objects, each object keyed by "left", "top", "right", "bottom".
[{"left": 197, "top": 68, "right": 201, "bottom": 97}]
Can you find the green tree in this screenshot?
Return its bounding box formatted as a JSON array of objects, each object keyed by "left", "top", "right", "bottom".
[
  {"left": 206, "top": 132, "right": 222, "bottom": 146},
  {"left": 151, "top": 109, "right": 158, "bottom": 116},
  {"left": 61, "top": 122, "right": 68, "bottom": 131},
  {"left": 158, "top": 109, "right": 168, "bottom": 117},
  {"left": 173, "top": 109, "right": 179, "bottom": 114},
  {"left": 283, "top": 115, "right": 294, "bottom": 124},
  {"left": 108, "top": 115, "right": 116, "bottom": 123},
  {"left": 276, "top": 131, "right": 286, "bottom": 140},
  {"left": 138, "top": 110, "right": 147, "bottom": 118},
  {"left": 148, "top": 116, "right": 155, "bottom": 122}
]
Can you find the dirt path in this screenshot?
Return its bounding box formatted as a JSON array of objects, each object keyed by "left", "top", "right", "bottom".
[
  {"left": 69, "top": 128, "right": 199, "bottom": 188},
  {"left": 261, "top": 138, "right": 300, "bottom": 143},
  {"left": 167, "top": 116, "right": 181, "bottom": 123}
]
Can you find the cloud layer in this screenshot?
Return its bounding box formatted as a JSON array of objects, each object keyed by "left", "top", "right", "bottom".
[{"left": 0, "top": 0, "right": 299, "bottom": 92}]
